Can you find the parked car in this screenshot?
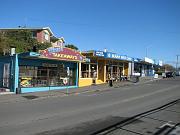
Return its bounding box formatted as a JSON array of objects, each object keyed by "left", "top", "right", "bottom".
[
  {"left": 165, "top": 72, "right": 175, "bottom": 78},
  {"left": 176, "top": 71, "right": 180, "bottom": 76}
]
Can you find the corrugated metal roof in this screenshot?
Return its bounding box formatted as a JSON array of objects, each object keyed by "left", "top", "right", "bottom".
[{"left": 0, "top": 27, "right": 54, "bottom": 36}]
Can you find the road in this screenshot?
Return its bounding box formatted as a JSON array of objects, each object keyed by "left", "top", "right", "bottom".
[{"left": 0, "top": 77, "right": 180, "bottom": 135}]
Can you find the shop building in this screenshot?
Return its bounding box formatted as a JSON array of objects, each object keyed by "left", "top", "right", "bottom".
[
  {"left": 133, "top": 57, "right": 155, "bottom": 77},
  {"left": 79, "top": 50, "right": 132, "bottom": 87},
  {"left": 0, "top": 47, "right": 86, "bottom": 93}
]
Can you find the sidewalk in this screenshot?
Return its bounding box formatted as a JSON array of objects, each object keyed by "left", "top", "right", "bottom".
[{"left": 0, "top": 76, "right": 158, "bottom": 103}]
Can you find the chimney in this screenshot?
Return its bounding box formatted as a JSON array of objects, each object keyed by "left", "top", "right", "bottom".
[{"left": 10, "top": 47, "right": 16, "bottom": 56}]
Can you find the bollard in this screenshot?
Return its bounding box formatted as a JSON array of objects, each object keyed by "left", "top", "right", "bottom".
[
  {"left": 16, "top": 87, "right": 21, "bottom": 94},
  {"left": 92, "top": 78, "right": 96, "bottom": 85},
  {"left": 109, "top": 79, "right": 113, "bottom": 87},
  {"left": 136, "top": 76, "right": 139, "bottom": 82}
]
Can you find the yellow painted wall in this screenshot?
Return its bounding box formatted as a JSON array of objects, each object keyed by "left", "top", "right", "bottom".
[
  {"left": 79, "top": 78, "right": 105, "bottom": 87},
  {"left": 124, "top": 63, "right": 129, "bottom": 76},
  {"left": 79, "top": 79, "right": 92, "bottom": 87}
]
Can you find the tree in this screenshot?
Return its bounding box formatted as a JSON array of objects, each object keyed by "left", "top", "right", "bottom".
[
  {"left": 35, "top": 42, "right": 51, "bottom": 51},
  {"left": 0, "top": 30, "right": 51, "bottom": 55},
  {"left": 162, "top": 64, "right": 175, "bottom": 72},
  {"left": 65, "top": 44, "right": 78, "bottom": 50}
]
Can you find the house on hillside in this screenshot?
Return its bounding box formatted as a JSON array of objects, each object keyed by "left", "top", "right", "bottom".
[{"left": 0, "top": 27, "right": 53, "bottom": 43}]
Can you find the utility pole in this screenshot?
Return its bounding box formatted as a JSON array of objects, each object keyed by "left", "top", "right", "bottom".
[
  {"left": 176, "top": 55, "right": 180, "bottom": 71},
  {"left": 145, "top": 45, "right": 151, "bottom": 57}
]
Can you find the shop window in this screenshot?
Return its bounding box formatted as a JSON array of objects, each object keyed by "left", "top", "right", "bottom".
[
  {"left": 81, "top": 63, "right": 89, "bottom": 78},
  {"left": 90, "top": 64, "right": 97, "bottom": 78},
  {"left": 106, "top": 65, "right": 123, "bottom": 81},
  {"left": 81, "top": 63, "right": 97, "bottom": 78},
  {"left": 19, "top": 64, "right": 76, "bottom": 88}
]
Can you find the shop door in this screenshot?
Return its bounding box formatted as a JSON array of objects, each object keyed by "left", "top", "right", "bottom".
[
  {"left": 3, "top": 63, "right": 10, "bottom": 88},
  {"left": 98, "top": 60, "right": 105, "bottom": 82},
  {"left": 48, "top": 68, "right": 57, "bottom": 86},
  {"left": 117, "top": 66, "right": 123, "bottom": 80},
  {"left": 37, "top": 67, "right": 48, "bottom": 86}
]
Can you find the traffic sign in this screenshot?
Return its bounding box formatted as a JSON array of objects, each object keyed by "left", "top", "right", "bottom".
[{"left": 63, "top": 78, "right": 68, "bottom": 85}]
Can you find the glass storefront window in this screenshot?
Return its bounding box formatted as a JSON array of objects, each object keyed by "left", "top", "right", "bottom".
[
  {"left": 106, "top": 65, "right": 123, "bottom": 80},
  {"left": 90, "top": 64, "right": 97, "bottom": 78},
  {"left": 81, "top": 63, "right": 97, "bottom": 78},
  {"left": 81, "top": 63, "right": 89, "bottom": 78},
  {"left": 19, "top": 64, "right": 76, "bottom": 87}
]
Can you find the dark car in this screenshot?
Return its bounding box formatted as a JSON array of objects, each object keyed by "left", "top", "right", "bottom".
[
  {"left": 166, "top": 72, "right": 174, "bottom": 78},
  {"left": 176, "top": 71, "right": 180, "bottom": 76}
]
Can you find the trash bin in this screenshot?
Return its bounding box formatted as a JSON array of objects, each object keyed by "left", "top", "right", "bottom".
[
  {"left": 109, "top": 79, "right": 113, "bottom": 87},
  {"left": 136, "top": 76, "right": 139, "bottom": 82}
]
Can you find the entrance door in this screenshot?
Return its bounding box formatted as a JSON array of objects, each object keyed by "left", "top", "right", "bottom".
[
  {"left": 118, "top": 66, "right": 123, "bottom": 80},
  {"left": 3, "top": 63, "right": 10, "bottom": 88},
  {"left": 98, "top": 60, "right": 105, "bottom": 82}
]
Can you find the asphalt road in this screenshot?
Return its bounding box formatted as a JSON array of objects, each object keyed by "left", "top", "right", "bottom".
[{"left": 0, "top": 77, "right": 180, "bottom": 135}]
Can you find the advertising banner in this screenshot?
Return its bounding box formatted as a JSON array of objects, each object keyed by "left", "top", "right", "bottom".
[
  {"left": 39, "top": 47, "right": 86, "bottom": 62},
  {"left": 105, "top": 52, "right": 132, "bottom": 61},
  {"left": 94, "top": 51, "right": 105, "bottom": 57},
  {"left": 144, "top": 57, "right": 154, "bottom": 64}
]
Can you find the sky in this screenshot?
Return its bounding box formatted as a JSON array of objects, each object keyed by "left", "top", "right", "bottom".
[{"left": 0, "top": 0, "right": 180, "bottom": 65}]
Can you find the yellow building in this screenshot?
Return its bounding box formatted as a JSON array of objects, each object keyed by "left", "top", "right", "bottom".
[{"left": 79, "top": 50, "right": 132, "bottom": 87}]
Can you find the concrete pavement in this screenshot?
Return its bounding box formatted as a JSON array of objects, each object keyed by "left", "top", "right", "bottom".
[{"left": 0, "top": 76, "right": 159, "bottom": 104}]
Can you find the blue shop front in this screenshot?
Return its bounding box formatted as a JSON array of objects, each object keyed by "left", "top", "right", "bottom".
[
  {"left": 133, "top": 57, "right": 155, "bottom": 77},
  {"left": 0, "top": 47, "right": 86, "bottom": 93}
]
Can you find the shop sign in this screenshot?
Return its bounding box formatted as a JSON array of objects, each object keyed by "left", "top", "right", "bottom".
[
  {"left": 94, "top": 51, "right": 105, "bottom": 57},
  {"left": 48, "top": 47, "right": 63, "bottom": 53},
  {"left": 63, "top": 77, "right": 68, "bottom": 85},
  {"left": 105, "top": 52, "right": 132, "bottom": 61},
  {"left": 158, "top": 60, "right": 163, "bottom": 66},
  {"left": 145, "top": 57, "right": 154, "bottom": 64},
  {"left": 120, "top": 55, "right": 127, "bottom": 60},
  {"left": 106, "top": 52, "right": 121, "bottom": 59},
  {"left": 134, "top": 58, "right": 141, "bottom": 62},
  {"left": 134, "top": 58, "right": 138, "bottom": 62},
  {"left": 126, "top": 57, "right": 133, "bottom": 61},
  {"left": 39, "top": 47, "right": 86, "bottom": 62},
  {"left": 85, "top": 58, "right": 90, "bottom": 63},
  {"left": 20, "top": 77, "right": 32, "bottom": 87}
]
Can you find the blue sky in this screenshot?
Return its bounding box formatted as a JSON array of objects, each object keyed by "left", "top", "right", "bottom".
[{"left": 0, "top": 0, "right": 180, "bottom": 65}]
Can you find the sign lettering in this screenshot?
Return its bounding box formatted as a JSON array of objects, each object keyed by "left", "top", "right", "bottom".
[{"left": 39, "top": 47, "right": 86, "bottom": 62}]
